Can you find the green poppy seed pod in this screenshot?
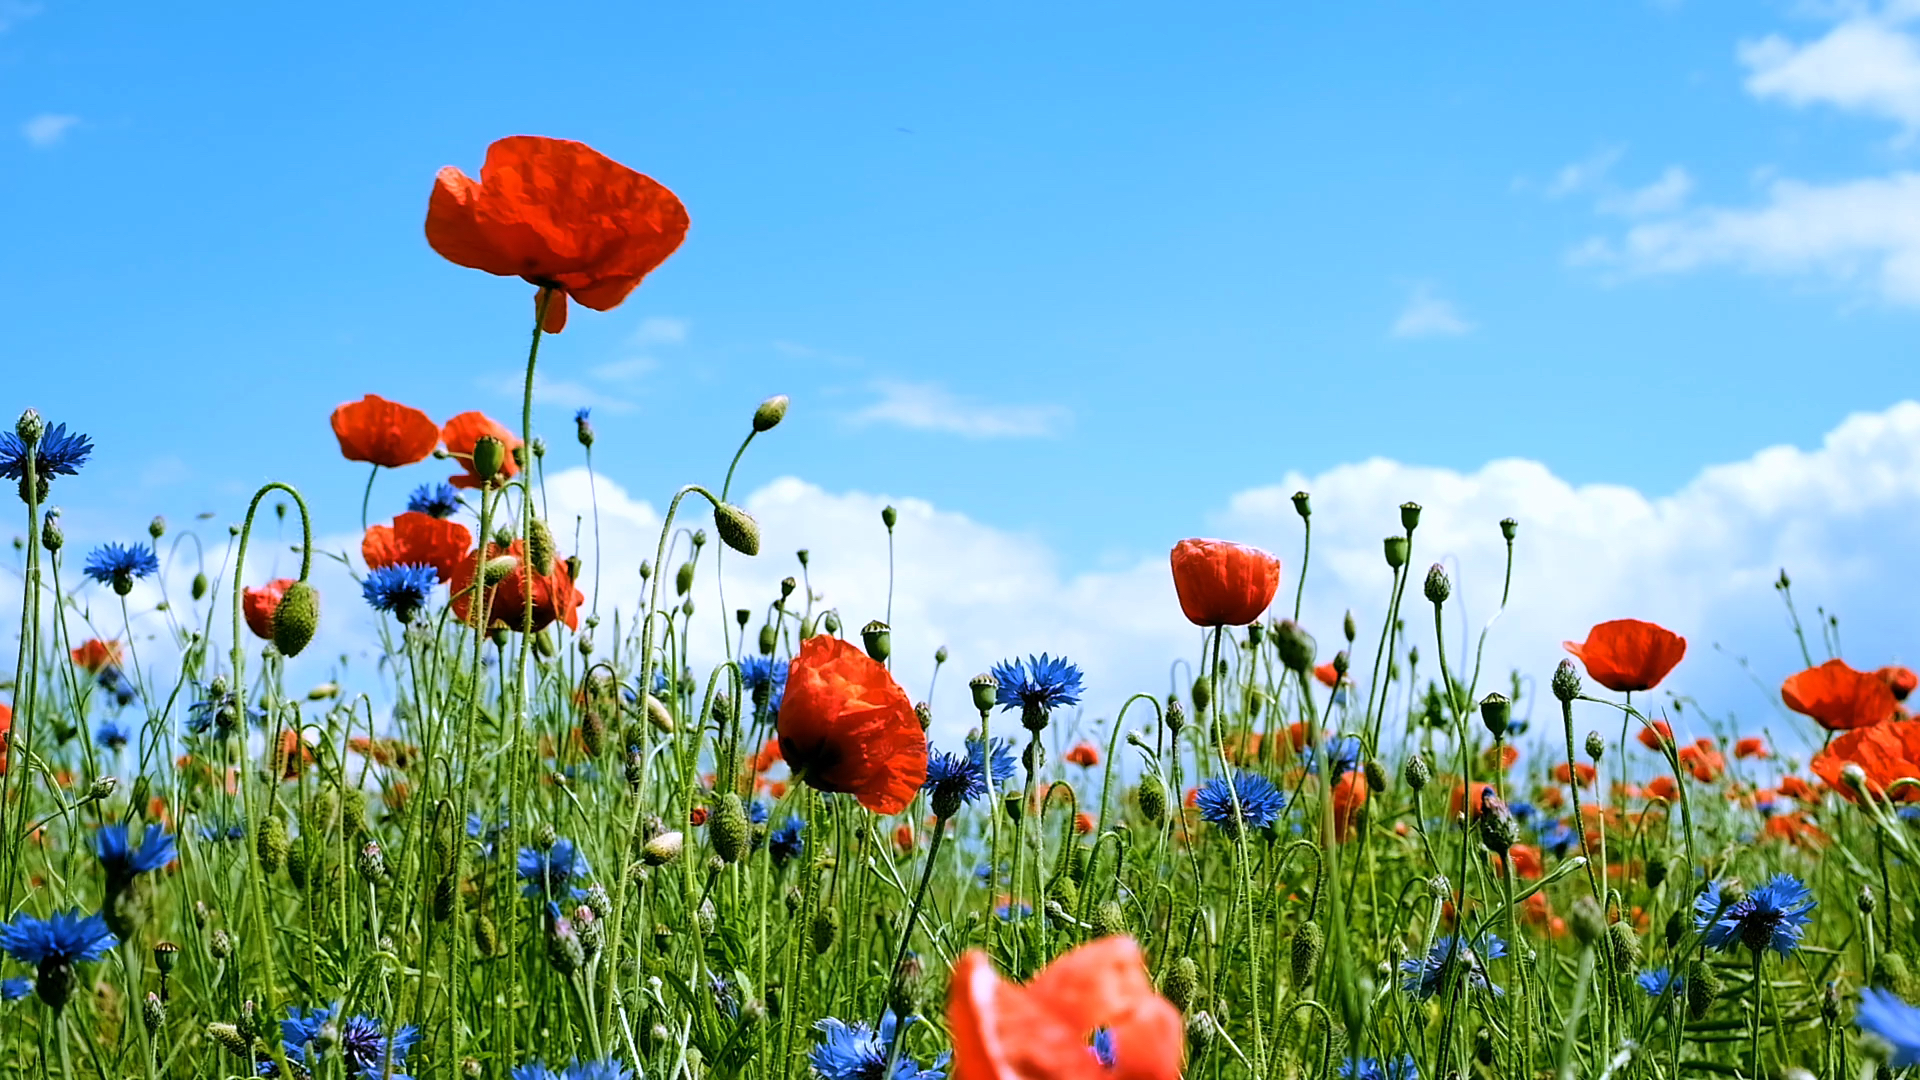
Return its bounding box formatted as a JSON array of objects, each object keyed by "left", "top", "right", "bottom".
[
  {"left": 480, "top": 555, "right": 518, "bottom": 587},
  {"left": 432, "top": 874, "right": 458, "bottom": 922},
  {"left": 1686, "top": 958, "right": 1721, "bottom": 1020},
  {"left": 970, "top": 673, "right": 998, "bottom": 713},
  {"left": 1165, "top": 698, "right": 1187, "bottom": 734},
  {"left": 1246, "top": 621, "right": 1264, "bottom": 647},
  {"left": 914, "top": 702, "right": 932, "bottom": 731},
  {"left": 645, "top": 696, "right": 674, "bottom": 733},
  {"left": 191, "top": 572, "right": 208, "bottom": 601},
  {"left": 1479, "top": 692, "right": 1511, "bottom": 739},
  {"left": 714, "top": 503, "right": 761, "bottom": 557},
  {"left": 1570, "top": 895, "right": 1606, "bottom": 947},
  {"left": 257, "top": 814, "right": 289, "bottom": 874},
  {"left": 1137, "top": 771, "right": 1167, "bottom": 824},
  {"left": 1364, "top": 759, "right": 1390, "bottom": 793},
  {"left": 272, "top": 580, "right": 320, "bottom": 658},
  {"left": 1275, "top": 619, "right": 1316, "bottom": 674},
  {"left": 341, "top": 790, "right": 368, "bottom": 838},
  {"left": 153, "top": 941, "right": 179, "bottom": 975},
  {"left": 1291, "top": 490, "right": 1311, "bottom": 519},
  {"left": 1608, "top": 921, "right": 1642, "bottom": 970},
  {"left": 711, "top": 793, "right": 750, "bottom": 864},
  {"left": 1404, "top": 754, "right": 1431, "bottom": 791},
  {"left": 144, "top": 990, "right": 166, "bottom": 1033},
  {"left": 1291, "top": 921, "right": 1324, "bottom": 987},
  {"left": 206, "top": 1022, "right": 249, "bottom": 1056},
  {"left": 642, "top": 830, "right": 683, "bottom": 866},
  {"left": 1500, "top": 517, "right": 1517, "bottom": 542},
  {"left": 470, "top": 435, "right": 506, "bottom": 485},
  {"left": 526, "top": 517, "right": 555, "bottom": 574},
  {"left": 1002, "top": 791, "right": 1024, "bottom": 824},
  {"left": 475, "top": 913, "right": 501, "bottom": 957},
  {"left": 753, "top": 395, "right": 790, "bottom": 432},
  {"left": 756, "top": 623, "right": 778, "bottom": 658},
  {"left": 1190, "top": 674, "right": 1213, "bottom": 713},
  {"left": 1094, "top": 900, "right": 1127, "bottom": 939},
  {"left": 1585, "top": 731, "right": 1605, "bottom": 762},
  {"left": 822, "top": 611, "right": 841, "bottom": 634},
  {"left": 881, "top": 505, "right": 898, "bottom": 530},
  {"left": 41, "top": 511, "right": 63, "bottom": 552},
  {"left": 1046, "top": 873, "right": 1079, "bottom": 912},
  {"left": 1422, "top": 563, "right": 1451, "bottom": 605},
  {"left": 1400, "top": 501, "right": 1422, "bottom": 532},
  {"left": 674, "top": 560, "right": 695, "bottom": 597},
  {"left": 1646, "top": 856, "right": 1669, "bottom": 891},
  {"left": 1876, "top": 951, "right": 1914, "bottom": 997},
  {"left": 780, "top": 576, "right": 798, "bottom": 600},
  {"left": 1343, "top": 610, "right": 1357, "bottom": 643},
  {"left": 1162, "top": 956, "right": 1201, "bottom": 1012},
  {"left": 149, "top": 515, "right": 166, "bottom": 540},
  {"left": 861, "top": 620, "right": 891, "bottom": 662},
  {"left": 1552, "top": 659, "right": 1582, "bottom": 703},
  {"left": 811, "top": 907, "right": 840, "bottom": 954},
  {"left": 1478, "top": 791, "right": 1517, "bottom": 855},
  {"left": 1383, "top": 536, "right": 1410, "bottom": 569}
]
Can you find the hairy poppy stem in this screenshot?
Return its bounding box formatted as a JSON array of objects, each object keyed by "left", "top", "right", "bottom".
[{"left": 2, "top": 436, "right": 41, "bottom": 908}]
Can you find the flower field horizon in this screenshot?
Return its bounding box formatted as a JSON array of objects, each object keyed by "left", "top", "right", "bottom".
[{"left": 4, "top": 133, "right": 1920, "bottom": 1080}]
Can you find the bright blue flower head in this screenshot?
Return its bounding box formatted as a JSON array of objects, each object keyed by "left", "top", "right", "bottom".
[
  {"left": 1636, "top": 967, "right": 1684, "bottom": 999},
  {"left": 1694, "top": 874, "right": 1815, "bottom": 956},
  {"left": 1339, "top": 1056, "right": 1418, "bottom": 1080},
  {"left": 992, "top": 654, "right": 1084, "bottom": 725},
  {"left": 1858, "top": 988, "right": 1920, "bottom": 1067},
  {"left": 1306, "top": 735, "right": 1362, "bottom": 780},
  {"left": 1090, "top": 1028, "right": 1116, "bottom": 1069},
  {"left": 83, "top": 542, "right": 159, "bottom": 593},
  {"left": 1194, "top": 771, "right": 1285, "bottom": 836},
  {"left": 0, "top": 908, "right": 117, "bottom": 1005},
  {"left": 924, "top": 737, "right": 1015, "bottom": 815},
  {"left": 769, "top": 816, "right": 805, "bottom": 865},
  {"left": 1401, "top": 934, "right": 1506, "bottom": 1000},
  {"left": 94, "top": 718, "right": 132, "bottom": 752},
  {"left": 746, "top": 799, "right": 771, "bottom": 826},
  {"left": 96, "top": 823, "right": 176, "bottom": 888},
  {"left": 517, "top": 838, "right": 591, "bottom": 898},
  {"left": 559, "top": 1058, "right": 635, "bottom": 1080},
  {"left": 0, "top": 976, "right": 30, "bottom": 1001},
  {"left": 187, "top": 683, "right": 264, "bottom": 735},
  {"left": 0, "top": 421, "right": 92, "bottom": 483},
  {"left": 740, "top": 656, "right": 788, "bottom": 715},
  {"left": 407, "top": 482, "right": 461, "bottom": 519},
  {"left": 810, "top": 1013, "right": 947, "bottom": 1080},
  {"left": 363, "top": 563, "right": 438, "bottom": 623},
  {"left": 281, "top": 1004, "right": 419, "bottom": 1079},
  {"left": 1537, "top": 820, "right": 1578, "bottom": 859}
]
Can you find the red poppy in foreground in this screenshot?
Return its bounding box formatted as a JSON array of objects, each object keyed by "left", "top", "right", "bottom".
[
  {"left": 0, "top": 703, "right": 11, "bottom": 776},
  {"left": 70, "top": 638, "right": 122, "bottom": 674},
  {"left": 330, "top": 395, "right": 440, "bottom": 468},
  {"left": 1562, "top": 619, "right": 1686, "bottom": 693},
  {"left": 363, "top": 512, "right": 473, "bottom": 583},
  {"left": 426, "top": 136, "right": 690, "bottom": 333},
  {"left": 450, "top": 539, "right": 582, "bottom": 634},
  {"left": 949, "top": 936, "right": 1182, "bottom": 1080},
  {"left": 441, "top": 412, "right": 522, "bottom": 490},
  {"left": 1168, "top": 538, "right": 1280, "bottom": 627},
  {"left": 1064, "top": 742, "right": 1101, "bottom": 768},
  {"left": 1878, "top": 665, "right": 1919, "bottom": 702},
  {"left": 1812, "top": 721, "right": 1920, "bottom": 802},
  {"left": 776, "top": 635, "right": 926, "bottom": 814},
  {"left": 243, "top": 579, "right": 295, "bottom": 641},
  {"left": 1782, "top": 659, "right": 1897, "bottom": 731}
]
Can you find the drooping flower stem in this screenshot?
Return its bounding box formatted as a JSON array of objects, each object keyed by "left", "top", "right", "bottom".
[{"left": 358, "top": 462, "right": 379, "bottom": 532}]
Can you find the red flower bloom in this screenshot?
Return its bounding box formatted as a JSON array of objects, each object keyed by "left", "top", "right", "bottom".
[
  {"left": 1064, "top": 742, "right": 1101, "bottom": 768},
  {"left": 0, "top": 703, "right": 11, "bottom": 777},
  {"left": 1332, "top": 772, "right": 1369, "bottom": 842},
  {"left": 776, "top": 635, "right": 926, "bottom": 814},
  {"left": 1073, "top": 812, "right": 1096, "bottom": 835},
  {"left": 1313, "top": 662, "right": 1340, "bottom": 688},
  {"left": 1878, "top": 665, "right": 1919, "bottom": 702},
  {"left": 949, "top": 936, "right": 1182, "bottom": 1080},
  {"left": 1643, "top": 775, "right": 1678, "bottom": 801},
  {"left": 329, "top": 395, "right": 439, "bottom": 468},
  {"left": 1782, "top": 659, "right": 1897, "bottom": 731},
  {"left": 1552, "top": 762, "right": 1597, "bottom": 787},
  {"left": 1563, "top": 619, "right": 1686, "bottom": 693},
  {"left": 1481, "top": 744, "right": 1519, "bottom": 771},
  {"left": 243, "top": 579, "right": 295, "bottom": 641},
  {"left": 1763, "top": 813, "right": 1826, "bottom": 847},
  {"left": 441, "top": 412, "right": 522, "bottom": 490},
  {"left": 426, "top": 136, "right": 689, "bottom": 334},
  {"left": 1286, "top": 723, "right": 1325, "bottom": 753},
  {"left": 1677, "top": 740, "right": 1725, "bottom": 783},
  {"left": 895, "top": 822, "right": 917, "bottom": 851},
  {"left": 1449, "top": 783, "right": 1494, "bottom": 818},
  {"left": 1778, "top": 775, "right": 1816, "bottom": 801},
  {"left": 1636, "top": 720, "right": 1673, "bottom": 750},
  {"left": 1735, "top": 736, "right": 1769, "bottom": 760},
  {"left": 689, "top": 805, "right": 709, "bottom": 827},
  {"left": 70, "top": 638, "right": 122, "bottom": 674},
  {"left": 363, "top": 511, "right": 473, "bottom": 583},
  {"left": 1168, "top": 538, "right": 1280, "bottom": 627},
  {"left": 1496, "top": 844, "right": 1543, "bottom": 880},
  {"left": 1812, "top": 721, "right": 1920, "bottom": 802},
  {"left": 753, "top": 738, "right": 784, "bottom": 774},
  {"left": 449, "top": 539, "right": 581, "bottom": 633}
]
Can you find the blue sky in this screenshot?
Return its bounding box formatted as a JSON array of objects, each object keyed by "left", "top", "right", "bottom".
[{"left": 8, "top": 1, "right": 1920, "bottom": 744}]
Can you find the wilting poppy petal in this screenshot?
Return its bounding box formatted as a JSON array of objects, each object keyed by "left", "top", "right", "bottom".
[
  {"left": 1783, "top": 659, "right": 1897, "bottom": 731},
  {"left": 363, "top": 512, "right": 473, "bottom": 583},
  {"left": 441, "top": 411, "right": 522, "bottom": 490},
  {"left": 243, "top": 579, "right": 294, "bottom": 641},
  {"left": 1168, "top": 538, "right": 1281, "bottom": 628},
  {"left": 950, "top": 936, "right": 1182, "bottom": 1080},
  {"left": 330, "top": 395, "right": 440, "bottom": 468},
  {"left": 776, "top": 635, "right": 926, "bottom": 814},
  {"left": 1563, "top": 619, "right": 1686, "bottom": 693}
]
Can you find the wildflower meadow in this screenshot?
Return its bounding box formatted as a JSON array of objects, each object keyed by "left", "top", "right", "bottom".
[{"left": 6, "top": 134, "right": 1920, "bottom": 1080}]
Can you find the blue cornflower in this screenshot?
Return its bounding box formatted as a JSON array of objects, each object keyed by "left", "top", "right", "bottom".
[
  {"left": 747, "top": 799, "right": 771, "bottom": 826},
  {"left": 991, "top": 654, "right": 1084, "bottom": 726},
  {"left": 363, "top": 563, "right": 438, "bottom": 623},
  {"left": 811, "top": 1013, "right": 947, "bottom": 1080},
  {"left": 971, "top": 737, "right": 1018, "bottom": 789},
  {"left": 0, "top": 976, "right": 30, "bottom": 1001},
  {"left": 1694, "top": 874, "right": 1816, "bottom": 956},
  {"left": 1338, "top": 1056, "right": 1417, "bottom": 1080},
  {"left": 1505, "top": 716, "right": 1530, "bottom": 737},
  {"left": 0, "top": 909, "right": 117, "bottom": 1006},
  {"left": 94, "top": 718, "right": 132, "bottom": 752},
  {"left": 517, "top": 838, "right": 591, "bottom": 898},
  {"left": 769, "top": 817, "right": 805, "bottom": 865},
  {"left": 467, "top": 814, "right": 508, "bottom": 860},
  {"left": 281, "top": 1004, "right": 419, "bottom": 1079},
  {"left": 994, "top": 900, "right": 1033, "bottom": 921},
  {"left": 97, "top": 666, "right": 137, "bottom": 707},
  {"left": 198, "top": 818, "right": 247, "bottom": 843},
  {"left": 95, "top": 823, "right": 176, "bottom": 888},
  {"left": 561, "top": 1061, "right": 635, "bottom": 1080},
  {"left": 1306, "top": 735, "right": 1362, "bottom": 780},
  {"left": 1637, "top": 967, "right": 1684, "bottom": 999},
  {"left": 1537, "top": 820, "right": 1577, "bottom": 859},
  {"left": 511, "top": 1065, "right": 559, "bottom": 1080},
  {"left": 1506, "top": 800, "right": 1536, "bottom": 827},
  {"left": 188, "top": 683, "right": 264, "bottom": 735},
  {"left": 83, "top": 542, "right": 159, "bottom": 594},
  {"left": 739, "top": 655, "right": 788, "bottom": 715},
  {"left": 407, "top": 481, "right": 462, "bottom": 519},
  {"left": 0, "top": 421, "right": 93, "bottom": 484},
  {"left": 1858, "top": 988, "right": 1920, "bottom": 1066},
  {"left": 1194, "top": 771, "right": 1285, "bottom": 836},
  {"left": 1401, "top": 934, "right": 1506, "bottom": 1000},
  {"left": 925, "top": 739, "right": 1014, "bottom": 815},
  {"left": 1090, "top": 1028, "right": 1116, "bottom": 1069}
]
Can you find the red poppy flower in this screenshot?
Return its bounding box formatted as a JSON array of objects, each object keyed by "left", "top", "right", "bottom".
[
  {"left": 1735, "top": 736, "right": 1769, "bottom": 760},
  {"left": 1496, "top": 844, "right": 1543, "bottom": 880},
  {"left": 1286, "top": 723, "right": 1325, "bottom": 753},
  {"left": 243, "top": 579, "right": 295, "bottom": 641},
  {"left": 1073, "top": 811, "right": 1096, "bottom": 835},
  {"left": 753, "top": 738, "right": 783, "bottom": 774},
  {"left": 1552, "top": 762, "right": 1597, "bottom": 787},
  {"left": 426, "top": 136, "right": 690, "bottom": 334},
  {"left": 450, "top": 539, "right": 582, "bottom": 634},
  {"left": 949, "top": 936, "right": 1182, "bottom": 1080},
  {"left": 1778, "top": 775, "right": 1816, "bottom": 801},
  {"left": 1812, "top": 721, "right": 1920, "bottom": 802},
  {"left": 1677, "top": 740, "right": 1725, "bottom": 783},
  {"left": 272, "top": 729, "right": 314, "bottom": 782},
  {"left": 1313, "top": 662, "right": 1339, "bottom": 688},
  {"left": 776, "top": 635, "right": 926, "bottom": 815},
  {"left": 441, "top": 412, "right": 522, "bottom": 490},
  {"left": 1562, "top": 619, "right": 1686, "bottom": 693},
  {"left": 1783, "top": 659, "right": 1897, "bottom": 731},
  {"left": 363, "top": 511, "right": 473, "bottom": 583},
  {"left": 1480, "top": 744, "right": 1519, "bottom": 772},
  {"left": 330, "top": 395, "right": 440, "bottom": 468},
  {"left": 1449, "top": 783, "right": 1494, "bottom": 818},
  {"left": 1331, "top": 772, "right": 1368, "bottom": 842},
  {"left": 70, "top": 638, "right": 122, "bottom": 674},
  {"left": 1763, "top": 813, "right": 1827, "bottom": 847},
  {"left": 1879, "top": 665, "right": 1919, "bottom": 702},
  {"left": 1064, "top": 742, "right": 1101, "bottom": 768},
  {"left": 1643, "top": 775, "right": 1678, "bottom": 801},
  {"left": 0, "top": 703, "right": 11, "bottom": 777},
  {"left": 1168, "top": 538, "right": 1281, "bottom": 627},
  {"left": 1636, "top": 720, "right": 1673, "bottom": 751},
  {"left": 893, "top": 822, "right": 917, "bottom": 851}
]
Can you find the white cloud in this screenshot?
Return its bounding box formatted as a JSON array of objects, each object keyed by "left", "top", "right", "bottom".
[
  {"left": 21, "top": 113, "right": 78, "bottom": 148},
  {"left": 1741, "top": 10, "right": 1920, "bottom": 131},
  {"left": 482, "top": 371, "right": 635, "bottom": 413},
  {"left": 1599, "top": 166, "right": 1695, "bottom": 217},
  {"left": 1543, "top": 146, "right": 1625, "bottom": 198},
  {"left": 849, "top": 380, "right": 1070, "bottom": 439},
  {"left": 1390, "top": 285, "right": 1474, "bottom": 339},
  {"left": 590, "top": 357, "right": 658, "bottom": 383},
  {"left": 630, "top": 316, "right": 688, "bottom": 347}
]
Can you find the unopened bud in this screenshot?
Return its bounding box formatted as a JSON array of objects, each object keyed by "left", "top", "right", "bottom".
[
  {"left": 1423, "top": 563, "right": 1451, "bottom": 604},
  {"left": 753, "top": 395, "right": 789, "bottom": 432}
]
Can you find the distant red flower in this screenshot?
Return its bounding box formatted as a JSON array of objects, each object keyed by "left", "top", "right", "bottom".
[
  {"left": 1643, "top": 775, "right": 1679, "bottom": 801},
  {"left": 1220, "top": 733, "right": 1263, "bottom": 766},
  {"left": 1677, "top": 739, "right": 1725, "bottom": 783},
  {"left": 243, "top": 579, "right": 295, "bottom": 641},
  {"left": 1783, "top": 659, "right": 1897, "bottom": 731},
  {"left": 752, "top": 738, "right": 783, "bottom": 774},
  {"left": 689, "top": 805, "right": 709, "bottom": 827},
  {"left": 329, "top": 395, "right": 440, "bottom": 468},
  {"left": 949, "top": 936, "right": 1182, "bottom": 1080},
  {"left": 363, "top": 511, "right": 473, "bottom": 583},
  {"left": 1168, "top": 538, "right": 1280, "bottom": 627},
  {"left": 1073, "top": 812, "right": 1096, "bottom": 835},
  {"left": 1064, "top": 742, "right": 1101, "bottom": 768},
  {"left": 441, "top": 412, "right": 522, "bottom": 490},
  {"left": 1563, "top": 619, "right": 1686, "bottom": 693},
  {"left": 1878, "top": 665, "right": 1919, "bottom": 702},
  {"left": 1481, "top": 744, "right": 1519, "bottom": 772},
  {"left": 1636, "top": 720, "right": 1673, "bottom": 751},
  {"left": 0, "top": 703, "right": 11, "bottom": 777},
  {"left": 426, "top": 136, "right": 689, "bottom": 334},
  {"left": 1763, "top": 813, "right": 1826, "bottom": 848},
  {"left": 449, "top": 539, "right": 582, "bottom": 633},
  {"left": 1331, "top": 772, "right": 1369, "bottom": 842},
  {"left": 1496, "top": 844, "right": 1543, "bottom": 880},
  {"left": 776, "top": 635, "right": 927, "bottom": 815},
  {"left": 1812, "top": 721, "right": 1920, "bottom": 802},
  {"left": 70, "top": 638, "right": 122, "bottom": 674},
  {"left": 1735, "top": 736, "right": 1769, "bottom": 760},
  {"left": 894, "top": 822, "right": 917, "bottom": 851},
  {"left": 1778, "top": 775, "right": 1816, "bottom": 801},
  {"left": 1286, "top": 723, "right": 1325, "bottom": 753},
  {"left": 1552, "top": 762, "right": 1597, "bottom": 787},
  {"left": 1313, "top": 663, "right": 1340, "bottom": 688},
  {"left": 272, "top": 729, "right": 313, "bottom": 782},
  {"left": 1449, "top": 783, "right": 1494, "bottom": 818}
]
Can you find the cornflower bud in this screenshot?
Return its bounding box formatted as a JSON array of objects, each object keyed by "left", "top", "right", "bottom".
[
  {"left": 1423, "top": 563, "right": 1451, "bottom": 604},
  {"left": 1552, "top": 660, "right": 1582, "bottom": 703}
]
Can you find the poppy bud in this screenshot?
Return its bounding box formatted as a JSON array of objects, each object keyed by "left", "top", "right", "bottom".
[
  {"left": 1383, "top": 536, "right": 1409, "bottom": 569},
  {"left": 1775, "top": 568, "right": 1790, "bottom": 590},
  {"left": 1585, "top": 731, "right": 1605, "bottom": 761},
  {"left": 822, "top": 611, "right": 841, "bottom": 635},
  {"left": 470, "top": 435, "right": 506, "bottom": 485},
  {"left": 191, "top": 572, "right": 208, "bottom": 601},
  {"left": 861, "top": 621, "right": 891, "bottom": 662},
  {"left": 526, "top": 517, "right": 555, "bottom": 574},
  {"left": 914, "top": 702, "right": 932, "bottom": 731},
  {"left": 753, "top": 395, "right": 789, "bottom": 433},
  {"left": 646, "top": 696, "right": 674, "bottom": 734},
  {"left": 674, "top": 561, "right": 695, "bottom": 597},
  {"left": 714, "top": 503, "right": 761, "bottom": 557},
  {"left": 881, "top": 505, "right": 898, "bottom": 530},
  {"left": 935, "top": 645, "right": 948, "bottom": 664},
  {"left": 1423, "top": 563, "right": 1451, "bottom": 605},
  {"left": 1500, "top": 517, "right": 1517, "bottom": 542},
  {"left": 1137, "top": 771, "right": 1167, "bottom": 824},
  {"left": 272, "top": 581, "right": 320, "bottom": 658},
  {"left": 642, "top": 830, "right": 683, "bottom": 866},
  {"left": 1570, "top": 895, "right": 1606, "bottom": 946},
  {"left": 1094, "top": 900, "right": 1127, "bottom": 939},
  {"left": 1291, "top": 921, "right": 1323, "bottom": 987},
  {"left": 1275, "top": 619, "right": 1316, "bottom": 674},
  {"left": 1400, "top": 501, "right": 1422, "bottom": 531},
  {"left": 1552, "top": 660, "right": 1582, "bottom": 703},
  {"left": 1608, "top": 921, "right": 1642, "bottom": 970},
  {"left": 1479, "top": 692, "right": 1511, "bottom": 738},
  {"left": 1343, "top": 610, "right": 1357, "bottom": 643},
  {"left": 711, "top": 793, "right": 750, "bottom": 864},
  {"left": 752, "top": 623, "right": 777, "bottom": 658},
  {"left": 1404, "top": 754, "right": 1431, "bottom": 791},
  {"left": 811, "top": 907, "right": 839, "bottom": 954},
  {"left": 1686, "top": 958, "right": 1721, "bottom": 1020},
  {"left": 1162, "top": 956, "right": 1201, "bottom": 1012},
  {"left": 257, "top": 814, "right": 289, "bottom": 874},
  {"left": 1646, "top": 856, "right": 1669, "bottom": 891},
  {"left": 1191, "top": 675, "right": 1212, "bottom": 713},
  {"left": 473, "top": 914, "right": 500, "bottom": 958},
  {"left": 1291, "top": 491, "right": 1311, "bottom": 519},
  {"left": 1364, "top": 759, "right": 1390, "bottom": 793},
  {"left": 206, "top": 1022, "right": 249, "bottom": 1056}
]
